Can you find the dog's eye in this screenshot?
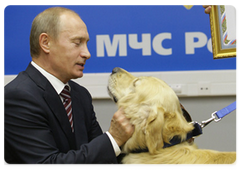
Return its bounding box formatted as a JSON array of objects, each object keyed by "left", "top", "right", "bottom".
[{"left": 133, "top": 78, "right": 140, "bottom": 87}]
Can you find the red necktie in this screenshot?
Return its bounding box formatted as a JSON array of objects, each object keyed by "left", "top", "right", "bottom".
[{"left": 60, "top": 86, "right": 74, "bottom": 132}]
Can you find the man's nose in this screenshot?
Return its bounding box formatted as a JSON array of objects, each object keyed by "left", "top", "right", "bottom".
[{"left": 81, "top": 45, "right": 91, "bottom": 59}]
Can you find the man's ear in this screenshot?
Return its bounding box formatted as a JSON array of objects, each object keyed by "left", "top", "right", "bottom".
[{"left": 39, "top": 33, "right": 50, "bottom": 54}]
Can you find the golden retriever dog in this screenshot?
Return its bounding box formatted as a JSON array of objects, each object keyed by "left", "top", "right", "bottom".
[{"left": 108, "top": 67, "right": 236, "bottom": 164}]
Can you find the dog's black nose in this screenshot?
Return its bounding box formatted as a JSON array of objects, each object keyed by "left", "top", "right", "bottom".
[{"left": 112, "top": 67, "right": 121, "bottom": 74}]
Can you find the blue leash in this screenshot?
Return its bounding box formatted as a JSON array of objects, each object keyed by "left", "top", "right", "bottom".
[
  {"left": 215, "top": 101, "right": 236, "bottom": 120},
  {"left": 167, "top": 101, "right": 237, "bottom": 146},
  {"left": 199, "top": 101, "right": 236, "bottom": 128}
]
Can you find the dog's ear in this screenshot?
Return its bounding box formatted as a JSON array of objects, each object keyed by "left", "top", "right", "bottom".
[
  {"left": 162, "top": 105, "right": 194, "bottom": 143},
  {"left": 145, "top": 107, "right": 165, "bottom": 154}
]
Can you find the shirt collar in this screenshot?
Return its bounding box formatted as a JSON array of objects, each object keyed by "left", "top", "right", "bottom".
[{"left": 31, "top": 61, "right": 70, "bottom": 94}]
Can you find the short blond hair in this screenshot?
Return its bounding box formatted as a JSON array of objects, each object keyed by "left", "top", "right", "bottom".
[{"left": 29, "top": 7, "right": 80, "bottom": 57}]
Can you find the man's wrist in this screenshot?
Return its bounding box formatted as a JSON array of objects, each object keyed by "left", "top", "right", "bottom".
[{"left": 106, "top": 131, "right": 121, "bottom": 156}]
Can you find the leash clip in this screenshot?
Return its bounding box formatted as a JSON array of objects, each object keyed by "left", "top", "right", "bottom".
[{"left": 200, "top": 111, "right": 221, "bottom": 128}]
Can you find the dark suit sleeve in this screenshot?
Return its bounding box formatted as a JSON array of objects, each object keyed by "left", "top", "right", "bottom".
[{"left": 5, "top": 84, "right": 117, "bottom": 164}]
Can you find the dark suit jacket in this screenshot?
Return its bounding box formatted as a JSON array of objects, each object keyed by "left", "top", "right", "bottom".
[{"left": 5, "top": 63, "right": 117, "bottom": 164}]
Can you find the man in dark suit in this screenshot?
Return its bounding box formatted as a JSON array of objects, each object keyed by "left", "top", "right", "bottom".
[{"left": 5, "top": 7, "right": 134, "bottom": 163}]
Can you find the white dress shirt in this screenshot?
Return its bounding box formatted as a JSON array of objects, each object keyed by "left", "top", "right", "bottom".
[{"left": 31, "top": 61, "right": 121, "bottom": 156}]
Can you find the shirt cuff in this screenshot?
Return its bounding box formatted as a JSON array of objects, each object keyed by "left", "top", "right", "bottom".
[{"left": 106, "top": 131, "right": 121, "bottom": 156}]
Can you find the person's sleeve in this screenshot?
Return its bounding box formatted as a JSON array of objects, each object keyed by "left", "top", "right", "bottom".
[{"left": 106, "top": 131, "right": 121, "bottom": 156}]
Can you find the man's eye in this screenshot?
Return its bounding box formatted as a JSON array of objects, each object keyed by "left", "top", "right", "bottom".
[{"left": 73, "top": 40, "right": 81, "bottom": 45}]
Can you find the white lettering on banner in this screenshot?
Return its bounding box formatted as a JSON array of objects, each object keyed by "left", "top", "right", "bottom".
[
  {"left": 96, "top": 34, "right": 127, "bottom": 57},
  {"left": 152, "top": 33, "right": 172, "bottom": 56},
  {"left": 185, "top": 32, "right": 207, "bottom": 54},
  {"left": 96, "top": 32, "right": 211, "bottom": 57},
  {"left": 128, "top": 34, "right": 151, "bottom": 55}
]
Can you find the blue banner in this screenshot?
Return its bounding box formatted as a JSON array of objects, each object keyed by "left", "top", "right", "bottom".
[{"left": 4, "top": 5, "right": 236, "bottom": 75}]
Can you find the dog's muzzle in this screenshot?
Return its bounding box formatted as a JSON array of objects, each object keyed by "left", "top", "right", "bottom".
[
  {"left": 111, "top": 67, "right": 121, "bottom": 74},
  {"left": 107, "top": 67, "right": 120, "bottom": 103},
  {"left": 107, "top": 86, "right": 118, "bottom": 103}
]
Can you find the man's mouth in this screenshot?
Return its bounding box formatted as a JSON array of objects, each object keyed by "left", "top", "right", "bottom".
[
  {"left": 76, "top": 63, "right": 85, "bottom": 69},
  {"left": 78, "top": 63, "right": 84, "bottom": 66}
]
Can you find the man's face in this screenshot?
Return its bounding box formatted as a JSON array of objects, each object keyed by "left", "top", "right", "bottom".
[{"left": 49, "top": 12, "right": 91, "bottom": 83}]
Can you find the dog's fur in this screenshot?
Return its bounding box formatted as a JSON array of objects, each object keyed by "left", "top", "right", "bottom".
[{"left": 108, "top": 67, "right": 236, "bottom": 164}]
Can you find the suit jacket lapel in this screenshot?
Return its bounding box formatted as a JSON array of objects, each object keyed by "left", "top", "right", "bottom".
[
  {"left": 43, "top": 84, "right": 76, "bottom": 149},
  {"left": 25, "top": 63, "right": 76, "bottom": 149},
  {"left": 71, "top": 91, "right": 88, "bottom": 149}
]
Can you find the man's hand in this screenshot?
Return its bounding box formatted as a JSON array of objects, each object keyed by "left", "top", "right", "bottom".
[
  {"left": 108, "top": 108, "right": 134, "bottom": 147},
  {"left": 203, "top": 5, "right": 212, "bottom": 14}
]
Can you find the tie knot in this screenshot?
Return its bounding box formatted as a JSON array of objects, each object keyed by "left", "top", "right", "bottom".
[{"left": 60, "top": 85, "right": 71, "bottom": 100}]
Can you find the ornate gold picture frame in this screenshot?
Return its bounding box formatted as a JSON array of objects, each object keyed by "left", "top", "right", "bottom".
[{"left": 210, "top": 5, "right": 236, "bottom": 59}]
